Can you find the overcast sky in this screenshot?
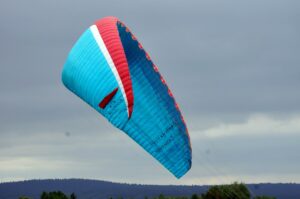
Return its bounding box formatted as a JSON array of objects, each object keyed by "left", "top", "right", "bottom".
[{"left": 1, "top": 0, "right": 300, "bottom": 185}]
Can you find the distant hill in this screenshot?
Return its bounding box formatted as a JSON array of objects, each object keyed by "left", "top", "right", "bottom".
[{"left": 0, "top": 179, "right": 299, "bottom": 199}]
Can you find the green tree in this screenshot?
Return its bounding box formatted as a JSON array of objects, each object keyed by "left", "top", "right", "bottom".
[
  {"left": 191, "top": 193, "right": 200, "bottom": 199},
  {"left": 41, "top": 191, "right": 48, "bottom": 199},
  {"left": 158, "top": 194, "right": 166, "bottom": 199},
  {"left": 201, "top": 182, "right": 250, "bottom": 199},
  {"left": 70, "top": 193, "right": 76, "bottom": 199},
  {"left": 254, "top": 196, "right": 276, "bottom": 199},
  {"left": 40, "top": 191, "right": 68, "bottom": 199},
  {"left": 19, "top": 196, "right": 31, "bottom": 199}
]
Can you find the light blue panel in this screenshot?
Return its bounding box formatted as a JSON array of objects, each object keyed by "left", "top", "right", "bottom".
[{"left": 62, "top": 28, "right": 128, "bottom": 128}]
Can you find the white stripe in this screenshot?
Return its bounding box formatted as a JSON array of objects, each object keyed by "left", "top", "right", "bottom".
[{"left": 90, "top": 25, "right": 129, "bottom": 116}]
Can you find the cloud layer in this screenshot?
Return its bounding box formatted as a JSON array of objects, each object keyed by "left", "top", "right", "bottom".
[
  {"left": 0, "top": 0, "right": 300, "bottom": 184},
  {"left": 200, "top": 114, "right": 300, "bottom": 138}
]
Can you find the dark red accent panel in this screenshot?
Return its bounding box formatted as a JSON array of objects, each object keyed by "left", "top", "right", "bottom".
[
  {"left": 95, "top": 17, "right": 134, "bottom": 118},
  {"left": 99, "top": 88, "right": 118, "bottom": 109}
]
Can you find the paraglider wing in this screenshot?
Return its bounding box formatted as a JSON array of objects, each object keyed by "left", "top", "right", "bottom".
[{"left": 62, "top": 16, "right": 192, "bottom": 178}]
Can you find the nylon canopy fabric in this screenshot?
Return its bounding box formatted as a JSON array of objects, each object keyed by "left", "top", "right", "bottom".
[{"left": 62, "top": 16, "right": 192, "bottom": 178}]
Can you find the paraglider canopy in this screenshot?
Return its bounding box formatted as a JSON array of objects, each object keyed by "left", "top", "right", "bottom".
[{"left": 62, "top": 16, "right": 192, "bottom": 178}]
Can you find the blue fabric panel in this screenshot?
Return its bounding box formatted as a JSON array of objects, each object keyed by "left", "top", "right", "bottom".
[
  {"left": 62, "top": 24, "right": 191, "bottom": 178},
  {"left": 117, "top": 24, "right": 191, "bottom": 178}
]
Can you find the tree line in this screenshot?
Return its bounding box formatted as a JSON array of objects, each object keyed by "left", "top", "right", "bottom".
[{"left": 19, "top": 182, "right": 276, "bottom": 199}]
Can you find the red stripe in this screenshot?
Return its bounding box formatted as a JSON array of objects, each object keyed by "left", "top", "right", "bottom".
[
  {"left": 96, "top": 17, "right": 191, "bottom": 151},
  {"left": 99, "top": 87, "right": 118, "bottom": 109},
  {"left": 95, "top": 17, "right": 134, "bottom": 118}
]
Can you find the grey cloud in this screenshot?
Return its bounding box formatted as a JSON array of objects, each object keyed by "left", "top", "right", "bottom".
[{"left": 0, "top": 0, "right": 300, "bottom": 184}]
